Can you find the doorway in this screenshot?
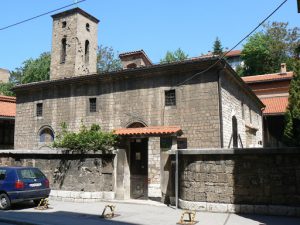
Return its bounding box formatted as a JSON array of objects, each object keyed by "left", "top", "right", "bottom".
[{"left": 130, "top": 138, "right": 148, "bottom": 199}]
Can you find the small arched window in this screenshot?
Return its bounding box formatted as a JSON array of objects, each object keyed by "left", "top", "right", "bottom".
[
  {"left": 61, "top": 38, "right": 67, "bottom": 63},
  {"left": 232, "top": 116, "right": 238, "bottom": 148},
  {"left": 127, "top": 63, "right": 137, "bottom": 69},
  {"left": 86, "top": 23, "right": 90, "bottom": 31},
  {"left": 85, "top": 40, "right": 90, "bottom": 64},
  {"left": 39, "top": 128, "right": 54, "bottom": 143}
]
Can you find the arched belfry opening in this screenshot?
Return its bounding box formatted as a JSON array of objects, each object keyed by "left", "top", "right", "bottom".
[
  {"left": 61, "top": 38, "right": 67, "bottom": 63},
  {"left": 85, "top": 40, "right": 90, "bottom": 64}
]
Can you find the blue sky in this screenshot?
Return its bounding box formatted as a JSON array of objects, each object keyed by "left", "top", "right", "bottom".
[{"left": 0, "top": 0, "right": 299, "bottom": 71}]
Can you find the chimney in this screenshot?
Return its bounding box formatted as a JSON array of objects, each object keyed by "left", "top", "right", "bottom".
[{"left": 280, "top": 63, "right": 287, "bottom": 74}]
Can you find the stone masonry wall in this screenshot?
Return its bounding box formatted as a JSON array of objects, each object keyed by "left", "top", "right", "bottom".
[
  {"left": 148, "top": 137, "right": 161, "bottom": 198},
  {"left": 0, "top": 152, "right": 114, "bottom": 192},
  {"left": 221, "top": 72, "right": 263, "bottom": 148},
  {"left": 15, "top": 69, "right": 221, "bottom": 149},
  {"left": 179, "top": 151, "right": 300, "bottom": 215}
]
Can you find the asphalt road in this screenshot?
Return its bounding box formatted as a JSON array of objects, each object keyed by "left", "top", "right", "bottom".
[{"left": 0, "top": 200, "right": 299, "bottom": 225}]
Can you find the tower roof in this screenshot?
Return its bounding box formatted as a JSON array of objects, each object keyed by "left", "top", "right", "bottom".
[{"left": 51, "top": 7, "right": 99, "bottom": 23}]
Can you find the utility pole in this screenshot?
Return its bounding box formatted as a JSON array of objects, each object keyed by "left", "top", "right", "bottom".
[{"left": 298, "top": 0, "right": 300, "bottom": 13}]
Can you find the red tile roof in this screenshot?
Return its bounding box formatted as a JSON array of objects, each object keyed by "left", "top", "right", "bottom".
[
  {"left": 199, "top": 49, "right": 241, "bottom": 58},
  {"left": 0, "top": 95, "right": 16, "bottom": 118},
  {"left": 225, "top": 50, "right": 241, "bottom": 57},
  {"left": 114, "top": 126, "right": 182, "bottom": 136},
  {"left": 242, "top": 72, "right": 293, "bottom": 83},
  {"left": 261, "top": 97, "right": 288, "bottom": 115}
]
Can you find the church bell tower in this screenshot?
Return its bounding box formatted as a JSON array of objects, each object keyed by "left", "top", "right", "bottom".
[{"left": 50, "top": 8, "right": 99, "bottom": 80}]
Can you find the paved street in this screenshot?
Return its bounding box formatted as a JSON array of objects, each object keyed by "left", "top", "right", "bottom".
[{"left": 0, "top": 200, "right": 299, "bottom": 225}]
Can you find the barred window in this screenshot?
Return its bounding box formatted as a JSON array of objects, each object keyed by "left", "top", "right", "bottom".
[
  {"left": 165, "top": 90, "right": 176, "bottom": 106},
  {"left": 89, "top": 98, "right": 97, "bottom": 112},
  {"left": 36, "top": 103, "right": 43, "bottom": 117}
]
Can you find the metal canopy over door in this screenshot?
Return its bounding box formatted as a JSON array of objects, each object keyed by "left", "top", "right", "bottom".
[{"left": 130, "top": 138, "right": 148, "bottom": 199}]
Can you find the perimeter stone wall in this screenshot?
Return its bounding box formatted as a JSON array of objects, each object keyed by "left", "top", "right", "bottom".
[
  {"left": 0, "top": 151, "right": 115, "bottom": 201},
  {"left": 179, "top": 150, "right": 300, "bottom": 216}
]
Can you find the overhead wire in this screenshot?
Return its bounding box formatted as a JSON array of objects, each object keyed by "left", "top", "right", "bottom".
[
  {"left": 175, "top": 0, "right": 288, "bottom": 87},
  {"left": 0, "top": 0, "right": 87, "bottom": 31}
]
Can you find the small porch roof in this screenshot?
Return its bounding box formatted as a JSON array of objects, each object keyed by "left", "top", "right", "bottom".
[{"left": 114, "top": 126, "right": 182, "bottom": 136}]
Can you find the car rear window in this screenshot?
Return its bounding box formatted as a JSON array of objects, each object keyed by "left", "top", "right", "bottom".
[
  {"left": 0, "top": 169, "right": 6, "bottom": 180},
  {"left": 17, "top": 168, "right": 46, "bottom": 179}
]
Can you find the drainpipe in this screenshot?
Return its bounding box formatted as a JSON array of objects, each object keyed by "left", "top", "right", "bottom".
[
  {"left": 218, "top": 69, "right": 224, "bottom": 148},
  {"left": 175, "top": 149, "right": 179, "bottom": 208}
]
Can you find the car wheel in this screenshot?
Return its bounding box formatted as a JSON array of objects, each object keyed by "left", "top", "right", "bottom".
[{"left": 0, "top": 193, "right": 11, "bottom": 210}]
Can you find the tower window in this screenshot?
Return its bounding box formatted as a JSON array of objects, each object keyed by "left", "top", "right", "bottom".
[
  {"left": 61, "top": 38, "right": 67, "bottom": 63},
  {"left": 89, "top": 98, "right": 96, "bottom": 112},
  {"left": 62, "top": 21, "right": 67, "bottom": 28},
  {"left": 36, "top": 103, "right": 43, "bottom": 117},
  {"left": 85, "top": 40, "right": 90, "bottom": 64},
  {"left": 165, "top": 90, "right": 176, "bottom": 106},
  {"left": 86, "top": 23, "right": 90, "bottom": 31}
]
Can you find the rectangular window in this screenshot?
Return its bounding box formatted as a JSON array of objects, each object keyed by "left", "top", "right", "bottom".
[
  {"left": 177, "top": 138, "right": 188, "bottom": 149},
  {"left": 165, "top": 90, "right": 176, "bottom": 106},
  {"left": 89, "top": 98, "right": 97, "bottom": 112},
  {"left": 36, "top": 103, "right": 43, "bottom": 117},
  {"left": 249, "top": 108, "right": 252, "bottom": 124}
]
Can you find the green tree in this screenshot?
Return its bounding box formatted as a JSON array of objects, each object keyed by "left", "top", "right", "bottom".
[
  {"left": 53, "top": 122, "right": 117, "bottom": 152},
  {"left": 241, "top": 22, "right": 300, "bottom": 76},
  {"left": 212, "top": 37, "right": 223, "bottom": 56},
  {"left": 0, "top": 83, "right": 15, "bottom": 96},
  {"left": 283, "top": 61, "right": 300, "bottom": 146},
  {"left": 10, "top": 52, "right": 51, "bottom": 85},
  {"left": 160, "top": 48, "right": 188, "bottom": 63},
  {"left": 97, "top": 45, "right": 122, "bottom": 73}
]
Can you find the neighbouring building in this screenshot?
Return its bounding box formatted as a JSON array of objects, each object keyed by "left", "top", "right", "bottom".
[
  {"left": 200, "top": 50, "right": 243, "bottom": 71},
  {"left": 13, "top": 8, "right": 263, "bottom": 200},
  {"left": 0, "top": 95, "right": 15, "bottom": 149},
  {"left": 242, "top": 63, "right": 293, "bottom": 147},
  {"left": 0, "top": 68, "right": 10, "bottom": 83}
]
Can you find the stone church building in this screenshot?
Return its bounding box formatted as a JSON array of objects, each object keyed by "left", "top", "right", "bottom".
[{"left": 13, "top": 8, "right": 264, "bottom": 199}]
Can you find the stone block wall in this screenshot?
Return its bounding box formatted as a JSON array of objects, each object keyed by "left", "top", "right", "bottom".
[
  {"left": 0, "top": 151, "right": 114, "bottom": 193},
  {"left": 148, "top": 137, "right": 161, "bottom": 198},
  {"left": 15, "top": 69, "right": 221, "bottom": 149},
  {"left": 179, "top": 150, "right": 300, "bottom": 216},
  {"left": 221, "top": 72, "right": 263, "bottom": 148}
]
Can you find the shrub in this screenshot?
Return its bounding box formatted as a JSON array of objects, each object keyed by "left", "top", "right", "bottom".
[{"left": 53, "top": 122, "right": 117, "bottom": 153}]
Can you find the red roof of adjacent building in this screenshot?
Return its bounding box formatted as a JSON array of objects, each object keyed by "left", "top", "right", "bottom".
[
  {"left": 242, "top": 72, "right": 293, "bottom": 83},
  {"left": 225, "top": 50, "right": 241, "bottom": 57},
  {"left": 261, "top": 97, "right": 288, "bottom": 115},
  {"left": 199, "top": 49, "right": 241, "bottom": 58},
  {"left": 114, "top": 126, "right": 182, "bottom": 136},
  {"left": 0, "top": 95, "right": 16, "bottom": 118}
]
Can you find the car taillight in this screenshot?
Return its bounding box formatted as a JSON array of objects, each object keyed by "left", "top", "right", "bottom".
[
  {"left": 15, "top": 180, "right": 24, "bottom": 189},
  {"left": 44, "top": 179, "right": 49, "bottom": 188}
]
